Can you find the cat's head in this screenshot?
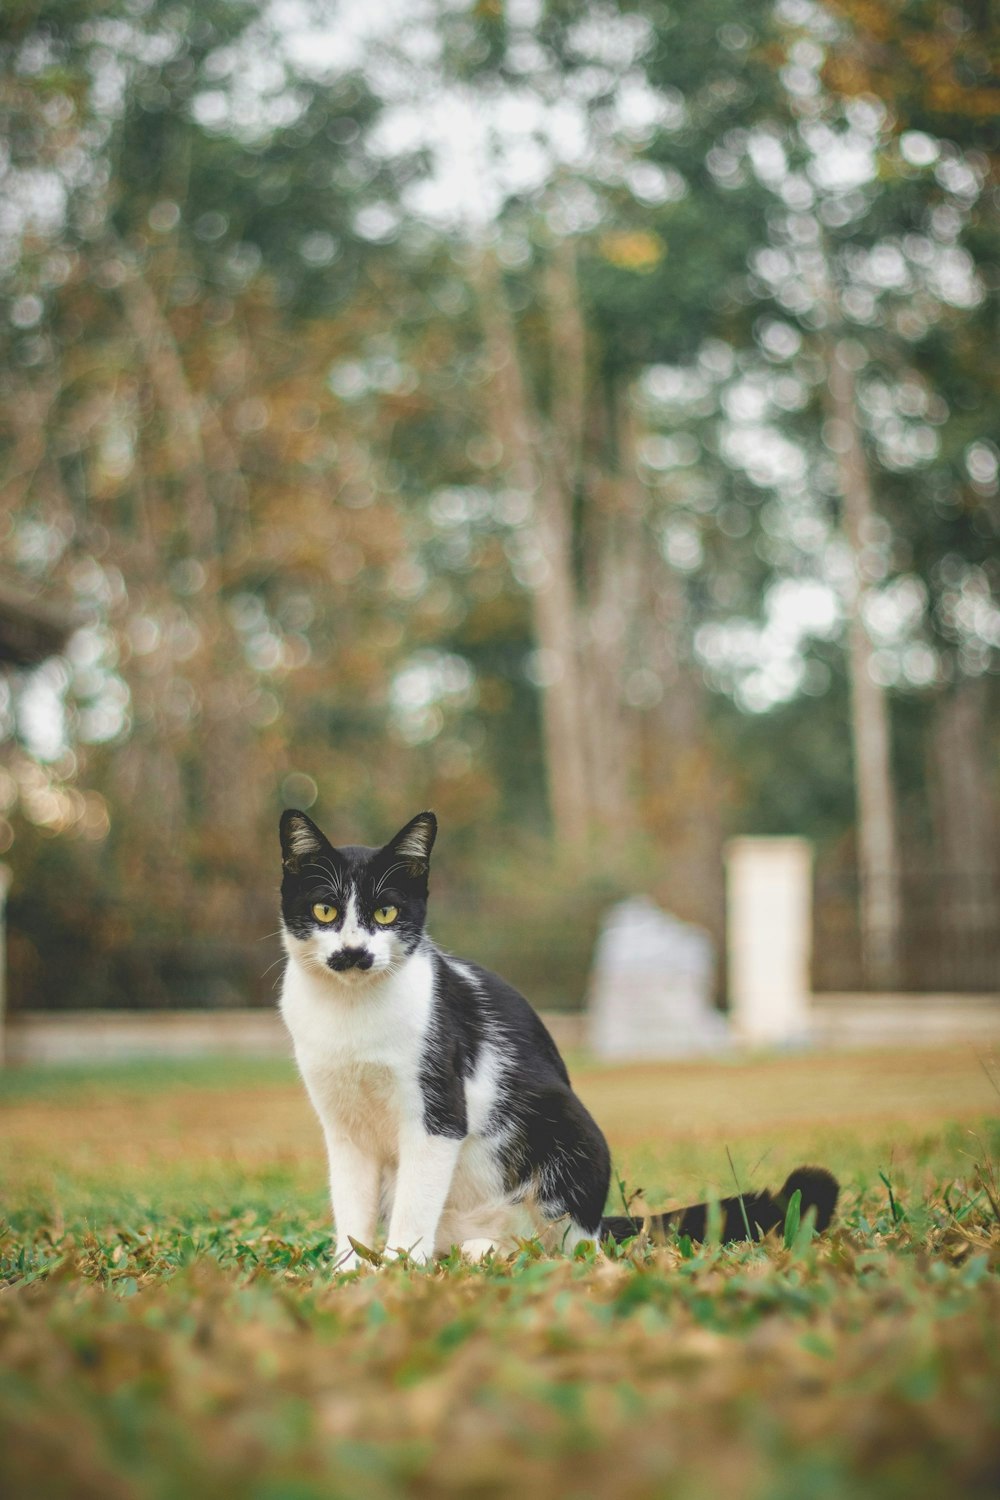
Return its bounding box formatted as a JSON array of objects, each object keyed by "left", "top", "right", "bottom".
[{"left": 279, "top": 809, "right": 436, "bottom": 985}]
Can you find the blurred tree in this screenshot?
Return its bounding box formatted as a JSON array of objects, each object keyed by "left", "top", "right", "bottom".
[
  {"left": 0, "top": 0, "right": 473, "bottom": 1004},
  {"left": 823, "top": 0, "right": 1000, "bottom": 890},
  {"left": 366, "top": 0, "right": 814, "bottom": 940},
  {"left": 822, "top": 0, "right": 1000, "bottom": 963},
  {"left": 1, "top": 0, "right": 997, "bottom": 1009},
  {"left": 620, "top": 0, "right": 998, "bottom": 982}
]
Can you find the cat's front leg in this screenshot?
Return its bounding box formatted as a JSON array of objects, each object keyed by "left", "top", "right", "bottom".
[
  {"left": 384, "top": 1125, "right": 462, "bottom": 1265},
  {"left": 322, "top": 1126, "right": 381, "bottom": 1271}
]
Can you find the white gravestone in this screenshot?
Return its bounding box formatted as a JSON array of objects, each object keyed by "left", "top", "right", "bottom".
[
  {"left": 725, "top": 837, "right": 812, "bottom": 1046},
  {"left": 587, "top": 896, "right": 730, "bottom": 1060}
]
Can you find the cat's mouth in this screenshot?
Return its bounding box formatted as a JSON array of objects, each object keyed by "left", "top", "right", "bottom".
[{"left": 327, "top": 947, "right": 375, "bottom": 974}]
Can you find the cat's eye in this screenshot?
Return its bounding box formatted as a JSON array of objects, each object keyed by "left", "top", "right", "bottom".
[
  {"left": 374, "top": 905, "right": 398, "bottom": 926},
  {"left": 312, "top": 903, "right": 338, "bottom": 924}
]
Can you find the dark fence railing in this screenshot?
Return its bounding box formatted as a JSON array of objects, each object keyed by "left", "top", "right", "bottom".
[
  {"left": 6, "top": 898, "right": 596, "bottom": 1014},
  {"left": 813, "top": 870, "right": 1000, "bottom": 994},
  {"left": 6, "top": 909, "right": 286, "bottom": 1012},
  {"left": 11, "top": 871, "right": 999, "bottom": 1009}
]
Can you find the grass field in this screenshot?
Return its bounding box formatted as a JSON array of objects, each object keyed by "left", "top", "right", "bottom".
[{"left": 1, "top": 1046, "right": 999, "bottom": 1500}]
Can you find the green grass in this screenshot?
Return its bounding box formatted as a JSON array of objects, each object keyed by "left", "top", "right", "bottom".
[
  {"left": 0, "top": 1054, "right": 297, "bottom": 1103},
  {"left": 1, "top": 1050, "right": 998, "bottom": 1500}
]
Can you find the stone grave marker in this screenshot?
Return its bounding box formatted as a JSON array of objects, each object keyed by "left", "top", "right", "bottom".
[{"left": 587, "top": 896, "right": 730, "bottom": 1060}]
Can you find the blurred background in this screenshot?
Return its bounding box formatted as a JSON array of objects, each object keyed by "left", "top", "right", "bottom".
[{"left": 0, "top": 0, "right": 997, "bottom": 1023}]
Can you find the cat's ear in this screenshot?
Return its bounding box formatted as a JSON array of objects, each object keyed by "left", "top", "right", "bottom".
[
  {"left": 385, "top": 811, "right": 437, "bottom": 877},
  {"left": 280, "top": 809, "right": 332, "bottom": 874}
]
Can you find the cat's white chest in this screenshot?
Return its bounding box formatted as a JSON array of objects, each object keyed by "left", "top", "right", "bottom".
[{"left": 279, "top": 946, "right": 435, "bottom": 1159}]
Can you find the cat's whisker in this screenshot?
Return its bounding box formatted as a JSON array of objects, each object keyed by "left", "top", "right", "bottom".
[{"left": 373, "top": 861, "right": 412, "bottom": 898}]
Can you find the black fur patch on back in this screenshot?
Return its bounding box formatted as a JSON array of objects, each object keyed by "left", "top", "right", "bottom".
[
  {"left": 453, "top": 963, "right": 608, "bottom": 1233},
  {"left": 508, "top": 1083, "right": 611, "bottom": 1235},
  {"left": 418, "top": 955, "right": 491, "bottom": 1139},
  {"left": 417, "top": 952, "right": 611, "bottom": 1233}
]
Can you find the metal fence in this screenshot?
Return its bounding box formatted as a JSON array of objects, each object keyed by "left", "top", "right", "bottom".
[
  {"left": 6, "top": 907, "right": 286, "bottom": 1012},
  {"left": 813, "top": 869, "right": 1000, "bottom": 994},
  {"left": 10, "top": 870, "right": 999, "bottom": 1010}
]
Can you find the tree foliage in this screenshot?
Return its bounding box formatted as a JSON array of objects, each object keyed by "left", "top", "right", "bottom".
[{"left": 1, "top": 0, "right": 997, "bottom": 1007}]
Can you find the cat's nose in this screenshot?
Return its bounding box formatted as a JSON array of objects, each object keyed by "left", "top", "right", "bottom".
[{"left": 328, "top": 947, "right": 374, "bottom": 972}]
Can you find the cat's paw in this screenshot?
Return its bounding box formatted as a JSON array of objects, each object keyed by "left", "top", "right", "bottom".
[
  {"left": 461, "top": 1238, "right": 497, "bottom": 1262},
  {"left": 560, "top": 1223, "right": 603, "bottom": 1257}
]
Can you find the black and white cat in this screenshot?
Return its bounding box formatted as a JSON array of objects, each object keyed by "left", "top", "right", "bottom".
[{"left": 278, "top": 808, "right": 838, "bottom": 1267}]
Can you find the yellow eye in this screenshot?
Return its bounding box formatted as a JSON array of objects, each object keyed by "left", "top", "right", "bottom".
[
  {"left": 374, "top": 905, "right": 398, "bottom": 926},
  {"left": 312, "top": 903, "right": 338, "bottom": 924}
]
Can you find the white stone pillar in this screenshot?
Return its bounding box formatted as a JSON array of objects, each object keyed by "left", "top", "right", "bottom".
[
  {"left": 726, "top": 837, "right": 813, "bottom": 1046},
  {"left": 0, "top": 863, "right": 10, "bottom": 1066}
]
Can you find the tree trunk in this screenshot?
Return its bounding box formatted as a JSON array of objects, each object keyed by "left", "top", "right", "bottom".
[
  {"left": 471, "top": 243, "right": 719, "bottom": 868},
  {"left": 471, "top": 249, "right": 592, "bottom": 851},
  {"left": 117, "top": 255, "right": 217, "bottom": 559},
  {"left": 826, "top": 340, "right": 902, "bottom": 989},
  {"left": 927, "top": 678, "right": 1000, "bottom": 990},
  {"left": 117, "top": 254, "right": 259, "bottom": 865},
  {"left": 634, "top": 538, "right": 726, "bottom": 951},
  {"left": 579, "top": 476, "right": 640, "bottom": 841},
  {"left": 929, "top": 677, "right": 998, "bottom": 878}
]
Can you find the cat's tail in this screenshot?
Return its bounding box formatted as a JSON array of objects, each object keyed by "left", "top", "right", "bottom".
[{"left": 600, "top": 1164, "right": 839, "bottom": 1246}]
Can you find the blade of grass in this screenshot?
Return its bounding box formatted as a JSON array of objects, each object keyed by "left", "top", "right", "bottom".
[
  {"left": 791, "top": 1205, "right": 818, "bottom": 1256},
  {"left": 878, "top": 1168, "right": 904, "bottom": 1224},
  {"left": 783, "top": 1188, "right": 802, "bottom": 1251},
  {"left": 346, "top": 1237, "right": 382, "bottom": 1267},
  {"left": 725, "top": 1145, "right": 754, "bottom": 1242}
]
